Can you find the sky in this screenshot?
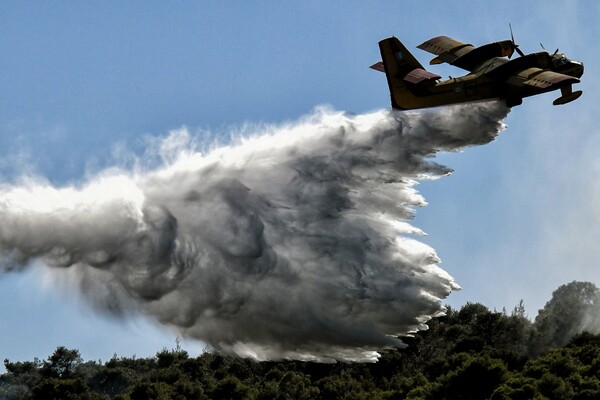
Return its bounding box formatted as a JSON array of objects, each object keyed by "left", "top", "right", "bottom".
[{"left": 1, "top": 1, "right": 599, "bottom": 365}]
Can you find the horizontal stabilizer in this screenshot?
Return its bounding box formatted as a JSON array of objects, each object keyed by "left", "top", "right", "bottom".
[
  {"left": 370, "top": 61, "right": 385, "bottom": 73},
  {"left": 403, "top": 68, "right": 441, "bottom": 84}
]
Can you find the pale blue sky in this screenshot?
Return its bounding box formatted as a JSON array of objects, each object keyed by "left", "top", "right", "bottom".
[{"left": 1, "top": 1, "right": 599, "bottom": 364}]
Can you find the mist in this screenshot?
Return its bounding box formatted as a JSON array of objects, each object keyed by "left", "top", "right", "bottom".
[{"left": 0, "top": 102, "right": 509, "bottom": 362}]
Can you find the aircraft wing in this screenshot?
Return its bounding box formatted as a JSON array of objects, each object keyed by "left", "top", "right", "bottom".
[
  {"left": 418, "top": 36, "right": 515, "bottom": 71},
  {"left": 505, "top": 67, "right": 582, "bottom": 105},
  {"left": 522, "top": 70, "right": 579, "bottom": 89},
  {"left": 509, "top": 67, "right": 580, "bottom": 89},
  {"left": 417, "top": 36, "right": 475, "bottom": 65}
]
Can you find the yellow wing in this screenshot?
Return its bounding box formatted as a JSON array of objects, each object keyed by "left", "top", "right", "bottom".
[
  {"left": 417, "top": 36, "right": 475, "bottom": 65},
  {"left": 508, "top": 67, "right": 580, "bottom": 89},
  {"left": 523, "top": 70, "right": 580, "bottom": 88},
  {"left": 418, "top": 36, "right": 515, "bottom": 71}
]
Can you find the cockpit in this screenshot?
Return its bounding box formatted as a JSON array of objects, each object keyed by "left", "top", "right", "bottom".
[
  {"left": 551, "top": 53, "right": 584, "bottom": 78},
  {"left": 552, "top": 54, "right": 569, "bottom": 68}
]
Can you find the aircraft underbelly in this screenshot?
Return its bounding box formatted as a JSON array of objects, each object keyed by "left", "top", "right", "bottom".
[{"left": 394, "top": 79, "right": 498, "bottom": 110}]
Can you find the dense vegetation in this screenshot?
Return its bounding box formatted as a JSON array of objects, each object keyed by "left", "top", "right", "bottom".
[{"left": 3, "top": 281, "right": 600, "bottom": 399}]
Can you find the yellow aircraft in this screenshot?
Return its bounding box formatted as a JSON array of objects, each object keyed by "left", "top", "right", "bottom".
[{"left": 371, "top": 33, "right": 583, "bottom": 110}]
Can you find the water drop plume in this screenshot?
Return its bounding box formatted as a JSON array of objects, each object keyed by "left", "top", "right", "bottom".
[{"left": 0, "top": 102, "right": 509, "bottom": 362}]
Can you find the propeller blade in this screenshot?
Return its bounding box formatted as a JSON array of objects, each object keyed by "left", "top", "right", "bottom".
[
  {"left": 509, "top": 23, "right": 525, "bottom": 57},
  {"left": 540, "top": 43, "right": 557, "bottom": 57},
  {"left": 516, "top": 47, "right": 525, "bottom": 57}
]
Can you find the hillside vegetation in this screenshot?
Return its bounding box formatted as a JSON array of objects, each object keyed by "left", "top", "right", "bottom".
[{"left": 3, "top": 281, "right": 600, "bottom": 400}]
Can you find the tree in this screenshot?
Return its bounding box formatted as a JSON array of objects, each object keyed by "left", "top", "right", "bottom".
[
  {"left": 532, "top": 281, "right": 600, "bottom": 355},
  {"left": 434, "top": 354, "right": 508, "bottom": 400},
  {"left": 42, "top": 347, "right": 83, "bottom": 379}
]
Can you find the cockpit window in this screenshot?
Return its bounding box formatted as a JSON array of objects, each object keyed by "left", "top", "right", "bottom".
[{"left": 553, "top": 55, "right": 569, "bottom": 67}]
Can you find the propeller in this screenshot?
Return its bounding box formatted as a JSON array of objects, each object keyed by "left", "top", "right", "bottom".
[
  {"left": 540, "top": 42, "right": 559, "bottom": 56},
  {"left": 509, "top": 23, "right": 525, "bottom": 57}
]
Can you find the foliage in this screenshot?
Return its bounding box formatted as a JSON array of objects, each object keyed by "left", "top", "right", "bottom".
[
  {"left": 531, "top": 281, "right": 600, "bottom": 356},
  {"left": 3, "top": 281, "right": 600, "bottom": 399}
]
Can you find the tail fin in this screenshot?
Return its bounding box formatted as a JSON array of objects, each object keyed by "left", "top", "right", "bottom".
[
  {"left": 378, "top": 37, "right": 433, "bottom": 109},
  {"left": 379, "top": 37, "right": 425, "bottom": 76}
]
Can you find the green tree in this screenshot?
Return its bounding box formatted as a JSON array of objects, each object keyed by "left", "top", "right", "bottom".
[
  {"left": 42, "top": 347, "right": 83, "bottom": 379},
  {"left": 435, "top": 354, "right": 508, "bottom": 400},
  {"left": 532, "top": 281, "right": 600, "bottom": 355},
  {"left": 210, "top": 376, "right": 257, "bottom": 400},
  {"left": 31, "top": 377, "right": 93, "bottom": 400}
]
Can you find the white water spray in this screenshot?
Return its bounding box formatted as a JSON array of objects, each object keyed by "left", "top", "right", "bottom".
[{"left": 0, "top": 102, "right": 509, "bottom": 362}]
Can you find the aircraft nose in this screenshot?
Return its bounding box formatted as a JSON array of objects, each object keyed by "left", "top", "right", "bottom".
[{"left": 574, "top": 61, "right": 584, "bottom": 78}]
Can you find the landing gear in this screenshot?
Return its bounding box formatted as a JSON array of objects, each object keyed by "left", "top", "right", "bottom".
[{"left": 553, "top": 85, "right": 583, "bottom": 105}]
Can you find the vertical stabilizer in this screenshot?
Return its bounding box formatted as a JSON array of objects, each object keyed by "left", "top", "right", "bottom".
[{"left": 378, "top": 37, "right": 425, "bottom": 109}]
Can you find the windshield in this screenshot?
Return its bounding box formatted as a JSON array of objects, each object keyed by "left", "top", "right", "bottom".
[{"left": 553, "top": 55, "right": 569, "bottom": 68}]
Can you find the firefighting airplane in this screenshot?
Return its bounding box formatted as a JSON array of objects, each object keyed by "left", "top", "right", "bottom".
[{"left": 371, "top": 32, "right": 584, "bottom": 110}]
